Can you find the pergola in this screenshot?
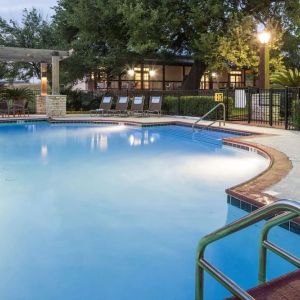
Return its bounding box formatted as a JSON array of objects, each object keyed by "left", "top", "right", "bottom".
[{"left": 0, "top": 46, "right": 72, "bottom": 95}]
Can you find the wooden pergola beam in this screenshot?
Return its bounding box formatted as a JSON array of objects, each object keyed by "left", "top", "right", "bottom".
[{"left": 0, "top": 46, "right": 71, "bottom": 63}]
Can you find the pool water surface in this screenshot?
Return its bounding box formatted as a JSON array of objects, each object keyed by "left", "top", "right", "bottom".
[{"left": 0, "top": 122, "right": 298, "bottom": 300}]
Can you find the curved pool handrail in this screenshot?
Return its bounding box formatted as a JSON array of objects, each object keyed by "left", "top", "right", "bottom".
[
  {"left": 196, "top": 199, "right": 300, "bottom": 300},
  {"left": 192, "top": 103, "right": 226, "bottom": 132}
]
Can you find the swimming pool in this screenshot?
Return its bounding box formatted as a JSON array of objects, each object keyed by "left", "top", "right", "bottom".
[{"left": 0, "top": 122, "right": 298, "bottom": 300}]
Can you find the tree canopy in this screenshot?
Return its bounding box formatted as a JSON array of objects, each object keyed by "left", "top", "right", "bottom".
[{"left": 1, "top": 1, "right": 300, "bottom": 89}]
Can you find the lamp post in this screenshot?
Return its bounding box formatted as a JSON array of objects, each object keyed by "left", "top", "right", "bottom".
[{"left": 258, "top": 31, "right": 271, "bottom": 90}]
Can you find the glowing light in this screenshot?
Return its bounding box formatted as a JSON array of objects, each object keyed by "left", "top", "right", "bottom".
[
  {"left": 41, "top": 145, "right": 48, "bottom": 159},
  {"left": 211, "top": 72, "right": 217, "bottom": 78},
  {"left": 127, "top": 69, "right": 135, "bottom": 77},
  {"left": 98, "top": 134, "right": 108, "bottom": 151},
  {"left": 258, "top": 31, "right": 271, "bottom": 44},
  {"left": 128, "top": 134, "right": 142, "bottom": 146},
  {"left": 149, "top": 69, "right": 156, "bottom": 77}
]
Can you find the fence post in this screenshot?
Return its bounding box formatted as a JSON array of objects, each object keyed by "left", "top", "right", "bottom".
[
  {"left": 247, "top": 88, "right": 252, "bottom": 124},
  {"left": 225, "top": 88, "right": 229, "bottom": 121},
  {"left": 269, "top": 88, "right": 273, "bottom": 126},
  {"left": 177, "top": 91, "right": 181, "bottom": 115},
  {"left": 284, "top": 87, "right": 289, "bottom": 130}
]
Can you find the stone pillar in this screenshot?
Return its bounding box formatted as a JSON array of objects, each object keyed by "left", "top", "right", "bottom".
[
  {"left": 35, "top": 95, "right": 46, "bottom": 114},
  {"left": 46, "top": 95, "right": 66, "bottom": 117},
  {"left": 41, "top": 62, "right": 48, "bottom": 96},
  {"left": 52, "top": 53, "right": 60, "bottom": 95}
]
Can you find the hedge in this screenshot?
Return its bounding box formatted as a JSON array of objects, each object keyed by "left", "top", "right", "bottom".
[
  {"left": 62, "top": 89, "right": 100, "bottom": 111},
  {"left": 292, "top": 100, "right": 300, "bottom": 129},
  {"left": 162, "top": 95, "right": 234, "bottom": 118}
]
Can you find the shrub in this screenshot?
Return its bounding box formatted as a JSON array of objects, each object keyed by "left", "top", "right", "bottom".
[
  {"left": 292, "top": 100, "right": 300, "bottom": 130},
  {"left": 62, "top": 89, "right": 100, "bottom": 111},
  {"left": 162, "top": 95, "right": 233, "bottom": 118},
  {"left": 0, "top": 87, "right": 35, "bottom": 112}
]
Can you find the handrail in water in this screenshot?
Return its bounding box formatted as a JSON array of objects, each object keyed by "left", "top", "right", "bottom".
[
  {"left": 192, "top": 103, "right": 226, "bottom": 132},
  {"left": 196, "top": 199, "right": 300, "bottom": 300}
]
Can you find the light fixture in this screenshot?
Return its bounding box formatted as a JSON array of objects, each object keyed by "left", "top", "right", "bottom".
[
  {"left": 211, "top": 72, "right": 217, "bottom": 78},
  {"left": 258, "top": 31, "right": 271, "bottom": 44},
  {"left": 127, "top": 69, "right": 135, "bottom": 77},
  {"left": 40, "top": 62, "right": 47, "bottom": 96},
  {"left": 149, "top": 69, "right": 156, "bottom": 77}
]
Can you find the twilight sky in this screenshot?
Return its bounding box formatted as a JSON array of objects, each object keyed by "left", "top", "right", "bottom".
[{"left": 0, "top": 0, "right": 58, "bottom": 22}]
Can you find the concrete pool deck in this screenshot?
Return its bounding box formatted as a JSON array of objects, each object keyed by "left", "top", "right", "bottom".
[{"left": 1, "top": 114, "right": 299, "bottom": 203}]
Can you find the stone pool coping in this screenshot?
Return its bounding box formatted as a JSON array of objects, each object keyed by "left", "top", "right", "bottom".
[{"left": 0, "top": 115, "right": 297, "bottom": 230}]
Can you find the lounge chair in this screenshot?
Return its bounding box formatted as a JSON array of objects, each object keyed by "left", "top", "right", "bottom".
[
  {"left": 146, "top": 96, "right": 162, "bottom": 116},
  {"left": 90, "top": 96, "right": 113, "bottom": 116},
  {"left": 129, "top": 96, "right": 145, "bottom": 116},
  {"left": 11, "top": 100, "right": 29, "bottom": 117},
  {"left": 112, "top": 96, "right": 129, "bottom": 116},
  {"left": 0, "top": 100, "right": 9, "bottom": 117}
]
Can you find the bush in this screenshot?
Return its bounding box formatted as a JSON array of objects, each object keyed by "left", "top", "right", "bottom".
[
  {"left": 0, "top": 87, "right": 35, "bottom": 112},
  {"left": 162, "top": 95, "right": 233, "bottom": 118},
  {"left": 62, "top": 89, "right": 100, "bottom": 111},
  {"left": 292, "top": 100, "right": 300, "bottom": 130}
]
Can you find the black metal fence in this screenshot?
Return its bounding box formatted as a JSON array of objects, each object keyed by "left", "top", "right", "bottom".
[{"left": 1, "top": 87, "right": 299, "bottom": 130}]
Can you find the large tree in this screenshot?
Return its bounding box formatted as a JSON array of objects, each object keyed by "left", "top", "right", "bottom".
[
  {"left": 54, "top": 0, "right": 300, "bottom": 89},
  {"left": 54, "top": 0, "right": 132, "bottom": 85}
]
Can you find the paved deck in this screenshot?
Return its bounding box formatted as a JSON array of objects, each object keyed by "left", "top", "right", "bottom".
[
  {"left": 1, "top": 114, "right": 300, "bottom": 202},
  {"left": 228, "top": 269, "right": 300, "bottom": 300}
]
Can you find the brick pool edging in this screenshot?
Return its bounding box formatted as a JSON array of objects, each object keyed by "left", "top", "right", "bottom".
[{"left": 223, "top": 136, "right": 300, "bottom": 234}]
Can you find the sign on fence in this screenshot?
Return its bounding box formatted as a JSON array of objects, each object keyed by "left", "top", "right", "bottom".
[{"left": 214, "top": 93, "right": 224, "bottom": 102}]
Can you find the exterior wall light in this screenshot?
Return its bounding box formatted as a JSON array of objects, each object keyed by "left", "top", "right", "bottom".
[
  {"left": 41, "top": 62, "right": 48, "bottom": 96},
  {"left": 149, "top": 69, "right": 156, "bottom": 77},
  {"left": 127, "top": 69, "right": 135, "bottom": 77}
]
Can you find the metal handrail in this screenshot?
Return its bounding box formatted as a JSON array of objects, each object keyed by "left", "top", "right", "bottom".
[
  {"left": 258, "top": 211, "right": 300, "bottom": 284},
  {"left": 196, "top": 199, "right": 300, "bottom": 300},
  {"left": 192, "top": 103, "right": 226, "bottom": 132}
]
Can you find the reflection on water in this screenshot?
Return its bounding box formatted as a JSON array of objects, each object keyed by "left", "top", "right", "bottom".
[
  {"left": 25, "top": 124, "right": 36, "bottom": 132},
  {"left": 41, "top": 145, "right": 48, "bottom": 159},
  {"left": 88, "top": 130, "right": 161, "bottom": 150},
  {"left": 128, "top": 130, "right": 160, "bottom": 147},
  {"left": 90, "top": 134, "right": 108, "bottom": 152}
]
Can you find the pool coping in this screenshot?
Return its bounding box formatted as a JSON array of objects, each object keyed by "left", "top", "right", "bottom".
[{"left": 1, "top": 116, "right": 298, "bottom": 233}]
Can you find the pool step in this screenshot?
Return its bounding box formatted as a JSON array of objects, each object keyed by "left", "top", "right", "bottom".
[{"left": 227, "top": 269, "right": 300, "bottom": 300}]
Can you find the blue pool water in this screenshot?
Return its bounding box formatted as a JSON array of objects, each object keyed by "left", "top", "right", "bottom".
[{"left": 0, "top": 122, "right": 298, "bottom": 300}]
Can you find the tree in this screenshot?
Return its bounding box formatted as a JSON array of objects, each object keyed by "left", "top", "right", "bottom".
[
  {"left": 0, "top": 8, "right": 58, "bottom": 80},
  {"left": 54, "top": 0, "right": 300, "bottom": 89},
  {"left": 119, "top": 0, "right": 230, "bottom": 89},
  {"left": 271, "top": 68, "right": 300, "bottom": 87},
  {"left": 54, "top": 0, "right": 132, "bottom": 85},
  {"left": 211, "top": 14, "right": 285, "bottom": 75}
]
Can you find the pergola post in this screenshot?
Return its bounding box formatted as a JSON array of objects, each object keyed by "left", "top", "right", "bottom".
[{"left": 51, "top": 52, "right": 60, "bottom": 95}]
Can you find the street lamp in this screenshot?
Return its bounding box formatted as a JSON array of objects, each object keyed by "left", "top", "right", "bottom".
[{"left": 258, "top": 30, "right": 271, "bottom": 89}]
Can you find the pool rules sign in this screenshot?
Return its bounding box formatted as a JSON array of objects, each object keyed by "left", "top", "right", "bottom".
[{"left": 214, "top": 93, "right": 224, "bottom": 102}]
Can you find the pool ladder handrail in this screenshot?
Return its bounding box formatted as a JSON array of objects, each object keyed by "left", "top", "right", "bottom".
[
  {"left": 196, "top": 199, "right": 300, "bottom": 300},
  {"left": 192, "top": 103, "right": 226, "bottom": 132}
]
